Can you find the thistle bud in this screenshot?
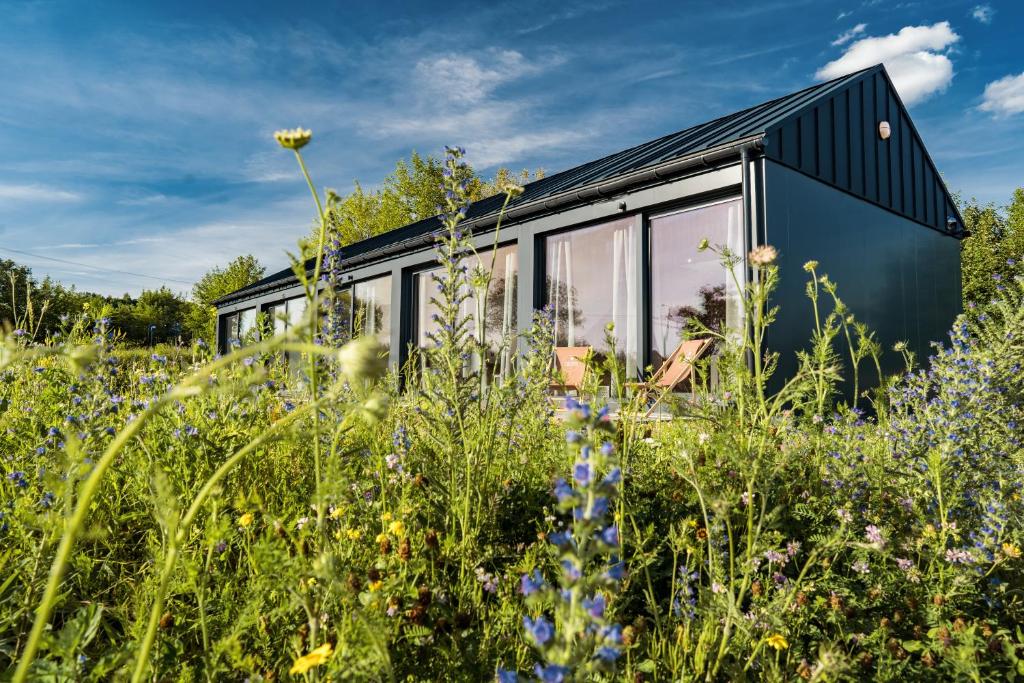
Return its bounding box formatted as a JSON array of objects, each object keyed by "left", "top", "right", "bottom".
[
  {"left": 273, "top": 127, "right": 312, "bottom": 150},
  {"left": 337, "top": 336, "right": 387, "bottom": 384}
]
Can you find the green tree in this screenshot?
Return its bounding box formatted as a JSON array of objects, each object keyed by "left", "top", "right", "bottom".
[
  {"left": 307, "top": 152, "right": 544, "bottom": 251},
  {"left": 0, "top": 258, "right": 35, "bottom": 332},
  {"left": 960, "top": 187, "right": 1024, "bottom": 309},
  {"left": 187, "top": 255, "right": 266, "bottom": 342}
]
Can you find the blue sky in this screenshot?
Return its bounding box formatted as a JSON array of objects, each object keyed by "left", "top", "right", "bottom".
[{"left": 0, "top": 0, "right": 1021, "bottom": 296}]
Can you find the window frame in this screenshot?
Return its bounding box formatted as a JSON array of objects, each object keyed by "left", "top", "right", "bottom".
[{"left": 643, "top": 193, "right": 744, "bottom": 372}]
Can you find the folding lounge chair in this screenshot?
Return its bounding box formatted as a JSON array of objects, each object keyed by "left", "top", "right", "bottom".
[
  {"left": 551, "top": 346, "right": 592, "bottom": 396},
  {"left": 632, "top": 337, "right": 714, "bottom": 417}
]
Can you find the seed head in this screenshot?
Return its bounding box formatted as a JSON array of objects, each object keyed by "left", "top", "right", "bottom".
[
  {"left": 337, "top": 335, "right": 387, "bottom": 383},
  {"left": 274, "top": 127, "right": 312, "bottom": 150},
  {"left": 748, "top": 244, "right": 778, "bottom": 267}
]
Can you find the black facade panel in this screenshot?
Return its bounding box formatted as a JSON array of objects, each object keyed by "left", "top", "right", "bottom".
[
  {"left": 818, "top": 101, "right": 834, "bottom": 184},
  {"left": 834, "top": 93, "right": 849, "bottom": 189},
  {"left": 760, "top": 66, "right": 960, "bottom": 239},
  {"left": 849, "top": 84, "right": 864, "bottom": 196},
  {"left": 862, "top": 77, "right": 877, "bottom": 203},
  {"left": 875, "top": 74, "right": 890, "bottom": 206},
  {"left": 901, "top": 113, "right": 913, "bottom": 215},
  {"left": 887, "top": 90, "right": 901, "bottom": 212},
  {"left": 800, "top": 112, "right": 816, "bottom": 171},
  {"left": 763, "top": 161, "right": 961, "bottom": 399}
]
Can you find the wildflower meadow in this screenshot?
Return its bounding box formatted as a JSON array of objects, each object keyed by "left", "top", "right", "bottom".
[{"left": 2, "top": 133, "right": 1023, "bottom": 682}]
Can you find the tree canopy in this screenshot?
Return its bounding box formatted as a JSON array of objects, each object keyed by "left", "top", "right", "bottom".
[
  {"left": 960, "top": 187, "right": 1024, "bottom": 309},
  {"left": 186, "top": 254, "right": 266, "bottom": 342},
  {"left": 305, "top": 152, "right": 543, "bottom": 252}
]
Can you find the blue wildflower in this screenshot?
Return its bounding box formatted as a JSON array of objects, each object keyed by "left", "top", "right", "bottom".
[
  {"left": 521, "top": 570, "right": 546, "bottom": 597},
  {"left": 533, "top": 664, "right": 569, "bottom": 683},
  {"left": 523, "top": 616, "right": 553, "bottom": 646}
]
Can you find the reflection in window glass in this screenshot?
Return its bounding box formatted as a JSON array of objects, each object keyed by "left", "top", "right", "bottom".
[
  {"left": 328, "top": 288, "right": 352, "bottom": 343},
  {"left": 220, "top": 308, "right": 258, "bottom": 352},
  {"left": 221, "top": 312, "right": 239, "bottom": 351},
  {"left": 546, "top": 217, "right": 638, "bottom": 380},
  {"left": 649, "top": 198, "right": 742, "bottom": 369},
  {"left": 239, "top": 309, "right": 257, "bottom": 340},
  {"left": 416, "top": 244, "right": 518, "bottom": 376},
  {"left": 352, "top": 275, "right": 391, "bottom": 361}
]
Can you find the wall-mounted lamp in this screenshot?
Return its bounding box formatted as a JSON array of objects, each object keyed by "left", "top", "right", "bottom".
[{"left": 878, "top": 120, "right": 891, "bottom": 140}]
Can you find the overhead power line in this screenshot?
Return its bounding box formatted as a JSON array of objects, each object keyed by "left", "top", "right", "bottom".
[{"left": 0, "top": 246, "right": 195, "bottom": 287}]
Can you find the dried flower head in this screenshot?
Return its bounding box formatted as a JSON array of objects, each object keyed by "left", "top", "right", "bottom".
[
  {"left": 337, "top": 335, "right": 388, "bottom": 384},
  {"left": 274, "top": 127, "right": 312, "bottom": 151},
  {"left": 803, "top": 260, "right": 819, "bottom": 273},
  {"left": 748, "top": 244, "right": 778, "bottom": 267}
]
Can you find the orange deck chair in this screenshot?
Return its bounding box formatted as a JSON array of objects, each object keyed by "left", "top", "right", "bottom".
[
  {"left": 551, "top": 346, "right": 592, "bottom": 395},
  {"left": 632, "top": 337, "right": 714, "bottom": 415}
]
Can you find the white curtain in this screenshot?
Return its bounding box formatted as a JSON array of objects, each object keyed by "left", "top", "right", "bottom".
[
  {"left": 724, "top": 202, "right": 744, "bottom": 343},
  {"left": 359, "top": 284, "right": 377, "bottom": 336},
  {"left": 612, "top": 224, "right": 638, "bottom": 378},
  {"left": 499, "top": 251, "right": 517, "bottom": 377}
]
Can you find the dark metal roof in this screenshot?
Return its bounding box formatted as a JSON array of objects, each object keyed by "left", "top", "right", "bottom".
[{"left": 217, "top": 64, "right": 956, "bottom": 307}]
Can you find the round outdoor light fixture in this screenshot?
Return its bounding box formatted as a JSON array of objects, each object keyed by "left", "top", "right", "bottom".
[{"left": 878, "top": 120, "right": 891, "bottom": 140}]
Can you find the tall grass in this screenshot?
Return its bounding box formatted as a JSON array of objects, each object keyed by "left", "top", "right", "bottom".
[{"left": 1, "top": 133, "right": 1022, "bottom": 681}]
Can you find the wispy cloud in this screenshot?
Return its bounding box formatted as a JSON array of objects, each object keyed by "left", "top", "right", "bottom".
[
  {"left": 980, "top": 72, "right": 1024, "bottom": 117},
  {"left": 831, "top": 23, "right": 867, "bottom": 47},
  {"left": 816, "top": 22, "right": 960, "bottom": 105},
  {"left": 515, "top": 1, "right": 617, "bottom": 35},
  {"left": 0, "top": 183, "right": 82, "bottom": 202},
  {"left": 970, "top": 4, "right": 994, "bottom": 24}
]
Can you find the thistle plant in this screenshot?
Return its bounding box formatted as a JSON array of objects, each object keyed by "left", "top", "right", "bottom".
[{"left": 501, "top": 398, "right": 624, "bottom": 682}]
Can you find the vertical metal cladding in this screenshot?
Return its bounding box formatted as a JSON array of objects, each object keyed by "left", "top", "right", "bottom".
[{"left": 762, "top": 67, "right": 959, "bottom": 235}]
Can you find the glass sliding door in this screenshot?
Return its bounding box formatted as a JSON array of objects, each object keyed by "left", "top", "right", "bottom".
[
  {"left": 352, "top": 275, "right": 392, "bottom": 363},
  {"left": 648, "top": 197, "right": 743, "bottom": 370},
  {"left": 415, "top": 244, "right": 518, "bottom": 377},
  {"left": 545, "top": 216, "right": 638, "bottom": 383}
]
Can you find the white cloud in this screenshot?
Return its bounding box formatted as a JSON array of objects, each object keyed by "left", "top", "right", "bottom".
[
  {"left": 971, "top": 4, "right": 994, "bottom": 24},
  {"left": 354, "top": 48, "right": 608, "bottom": 169},
  {"left": 0, "top": 183, "right": 82, "bottom": 202},
  {"left": 412, "top": 50, "right": 555, "bottom": 105},
  {"left": 816, "top": 22, "right": 960, "bottom": 104},
  {"left": 979, "top": 72, "right": 1024, "bottom": 117},
  {"left": 832, "top": 23, "right": 867, "bottom": 47},
  {"left": 836, "top": 10, "right": 852, "bottom": 21}
]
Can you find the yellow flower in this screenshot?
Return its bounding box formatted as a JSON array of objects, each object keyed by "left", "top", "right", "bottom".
[
  {"left": 381, "top": 512, "right": 393, "bottom": 522},
  {"left": 368, "top": 580, "right": 383, "bottom": 592},
  {"left": 388, "top": 520, "right": 406, "bottom": 537},
  {"left": 803, "top": 260, "right": 819, "bottom": 273},
  {"left": 238, "top": 512, "right": 254, "bottom": 528},
  {"left": 289, "top": 642, "right": 333, "bottom": 675},
  {"left": 329, "top": 506, "right": 345, "bottom": 520},
  {"left": 1003, "top": 543, "right": 1022, "bottom": 559},
  {"left": 376, "top": 532, "right": 388, "bottom": 544},
  {"left": 346, "top": 529, "right": 362, "bottom": 541},
  {"left": 274, "top": 127, "right": 312, "bottom": 151},
  {"left": 765, "top": 633, "right": 789, "bottom": 651},
  {"left": 923, "top": 524, "right": 936, "bottom": 537}
]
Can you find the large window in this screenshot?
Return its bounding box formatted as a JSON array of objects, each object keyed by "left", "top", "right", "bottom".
[
  {"left": 266, "top": 296, "right": 309, "bottom": 335},
  {"left": 415, "top": 244, "right": 518, "bottom": 376},
  {"left": 546, "top": 216, "right": 638, "bottom": 381},
  {"left": 221, "top": 307, "right": 257, "bottom": 350},
  {"left": 649, "top": 198, "right": 743, "bottom": 369},
  {"left": 352, "top": 275, "right": 392, "bottom": 361}
]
